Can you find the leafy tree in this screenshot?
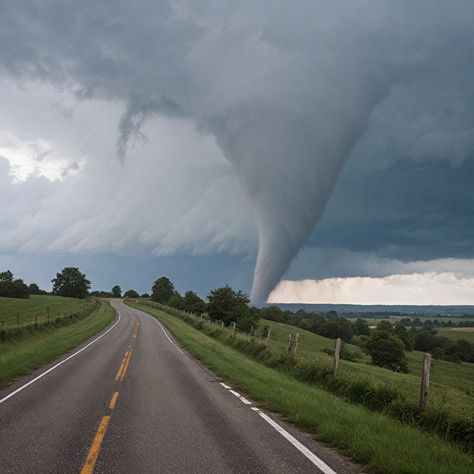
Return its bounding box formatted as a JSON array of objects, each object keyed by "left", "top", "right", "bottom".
[
  {"left": 28, "top": 283, "right": 46, "bottom": 295},
  {"left": 124, "top": 289, "right": 140, "bottom": 298},
  {"left": 111, "top": 285, "right": 122, "bottom": 298},
  {"left": 207, "top": 286, "right": 255, "bottom": 330},
  {"left": 182, "top": 290, "right": 206, "bottom": 314},
  {"left": 141, "top": 293, "right": 150, "bottom": 298},
  {"left": 319, "top": 318, "right": 354, "bottom": 342},
  {"left": 354, "top": 318, "right": 370, "bottom": 336},
  {"left": 52, "top": 267, "right": 90, "bottom": 298},
  {"left": 168, "top": 292, "right": 185, "bottom": 310},
  {"left": 394, "top": 321, "right": 415, "bottom": 351},
  {"left": 0, "top": 270, "right": 29, "bottom": 298},
  {"left": 365, "top": 329, "right": 408, "bottom": 372},
  {"left": 151, "top": 277, "right": 175, "bottom": 303}
]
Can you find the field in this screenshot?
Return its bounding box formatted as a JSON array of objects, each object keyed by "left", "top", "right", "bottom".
[
  {"left": 437, "top": 327, "right": 474, "bottom": 343},
  {"left": 0, "top": 299, "right": 115, "bottom": 388},
  {"left": 128, "top": 301, "right": 474, "bottom": 474},
  {"left": 262, "top": 319, "right": 474, "bottom": 402},
  {"left": 0, "top": 295, "right": 91, "bottom": 328}
]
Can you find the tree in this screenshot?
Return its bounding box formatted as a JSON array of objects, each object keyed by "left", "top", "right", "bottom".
[
  {"left": 151, "top": 277, "right": 175, "bottom": 303},
  {"left": 207, "top": 286, "right": 254, "bottom": 330},
  {"left": 111, "top": 285, "right": 122, "bottom": 298},
  {"left": 182, "top": 290, "right": 206, "bottom": 314},
  {"left": 168, "top": 292, "right": 185, "bottom": 310},
  {"left": 141, "top": 293, "right": 150, "bottom": 298},
  {"left": 52, "top": 267, "right": 90, "bottom": 298},
  {"left": 394, "top": 321, "right": 415, "bottom": 351},
  {"left": 0, "top": 270, "right": 29, "bottom": 298},
  {"left": 28, "top": 283, "right": 45, "bottom": 295},
  {"left": 365, "top": 329, "right": 408, "bottom": 372},
  {"left": 354, "top": 318, "right": 370, "bottom": 336},
  {"left": 124, "top": 289, "right": 140, "bottom": 298}
]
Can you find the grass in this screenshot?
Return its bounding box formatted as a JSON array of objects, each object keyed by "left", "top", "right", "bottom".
[
  {"left": 437, "top": 327, "right": 474, "bottom": 343},
  {"left": 0, "top": 295, "right": 91, "bottom": 328},
  {"left": 262, "top": 318, "right": 474, "bottom": 407},
  {"left": 128, "top": 301, "right": 473, "bottom": 474},
  {"left": 0, "top": 299, "right": 115, "bottom": 388}
]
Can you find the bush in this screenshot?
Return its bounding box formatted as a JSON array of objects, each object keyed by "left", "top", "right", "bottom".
[{"left": 366, "top": 330, "right": 408, "bottom": 373}]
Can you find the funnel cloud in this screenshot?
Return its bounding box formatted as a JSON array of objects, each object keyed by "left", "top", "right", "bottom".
[{"left": 0, "top": 1, "right": 473, "bottom": 300}]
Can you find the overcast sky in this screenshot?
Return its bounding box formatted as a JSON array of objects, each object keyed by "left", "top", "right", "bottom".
[{"left": 1, "top": 1, "right": 473, "bottom": 304}]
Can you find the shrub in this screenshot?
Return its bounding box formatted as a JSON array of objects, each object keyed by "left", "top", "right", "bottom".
[{"left": 366, "top": 330, "right": 408, "bottom": 373}]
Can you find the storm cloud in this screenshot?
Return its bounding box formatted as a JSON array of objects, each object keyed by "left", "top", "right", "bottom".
[{"left": 0, "top": 1, "right": 473, "bottom": 301}]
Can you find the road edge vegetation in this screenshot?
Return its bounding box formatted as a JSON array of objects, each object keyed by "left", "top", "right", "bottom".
[
  {"left": 128, "top": 300, "right": 473, "bottom": 474},
  {"left": 0, "top": 299, "right": 116, "bottom": 388}
]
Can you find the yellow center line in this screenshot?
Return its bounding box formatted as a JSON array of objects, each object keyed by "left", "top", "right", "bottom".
[
  {"left": 115, "top": 350, "right": 130, "bottom": 381},
  {"left": 108, "top": 392, "right": 119, "bottom": 410},
  {"left": 80, "top": 416, "right": 110, "bottom": 474},
  {"left": 119, "top": 349, "right": 132, "bottom": 381}
]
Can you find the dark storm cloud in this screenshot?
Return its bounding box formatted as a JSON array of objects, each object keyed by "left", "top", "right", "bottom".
[{"left": 0, "top": 1, "right": 473, "bottom": 301}]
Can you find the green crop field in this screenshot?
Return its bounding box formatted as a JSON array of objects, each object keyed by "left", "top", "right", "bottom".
[
  {"left": 261, "top": 319, "right": 474, "bottom": 411},
  {"left": 0, "top": 295, "right": 91, "bottom": 328}
]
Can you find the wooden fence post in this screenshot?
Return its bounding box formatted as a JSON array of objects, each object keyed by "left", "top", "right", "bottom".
[
  {"left": 420, "top": 352, "right": 431, "bottom": 410},
  {"left": 265, "top": 327, "right": 271, "bottom": 347},
  {"left": 292, "top": 333, "right": 300, "bottom": 356},
  {"left": 232, "top": 322, "right": 236, "bottom": 338},
  {"left": 288, "top": 334, "right": 293, "bottom": 353},
  {"left": 333, "top": 338, "right": 341, "bottom": 376},
  {"left": 221, "top": 321, "right": 224, "bottom": 329}
]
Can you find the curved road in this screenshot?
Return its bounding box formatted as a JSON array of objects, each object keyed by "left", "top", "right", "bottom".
[{"left": 0, "top": 299, "right": 358, "bottom": 473}]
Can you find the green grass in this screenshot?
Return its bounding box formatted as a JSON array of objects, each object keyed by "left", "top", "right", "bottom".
[
  {"left": 262, "top": 318, "right": 474, "bottom": 409},
  {"left": 129, "top": 302, "right": 473, "bottom": 474},
  {"left": 0, "top": 300, "right": 115, "bottom": 388},
  {"left": 0, "top": 295, "right": 90, "bottom": 328},
  {"left": 436, "top": 327, "right": 474, "bottom": 343}
]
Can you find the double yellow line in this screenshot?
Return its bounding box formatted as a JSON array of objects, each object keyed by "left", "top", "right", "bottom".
[
  {"left": 80, "top": 321, "right": 139, "bottom": 474},
  {"left": 115, "top": 348, "right": 132, "bottom": 382}
]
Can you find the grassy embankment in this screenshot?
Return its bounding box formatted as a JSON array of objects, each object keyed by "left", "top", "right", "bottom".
[
  {"left": 127, "top": 300, "right": 473, "bottom": 474},
  {"left": 0, "top": 298, "right": 115, "bottom": 388}
]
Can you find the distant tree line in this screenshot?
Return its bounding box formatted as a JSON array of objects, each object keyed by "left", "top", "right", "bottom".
[{"left": 0, "top": 270, "right": 47, "bottom": 299}]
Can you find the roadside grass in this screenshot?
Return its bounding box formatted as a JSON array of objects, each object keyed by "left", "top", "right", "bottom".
[
  {"left": 0, "top": 295, "right": 90, "bottom": 328},
  {"left": 262, "top": 318, "right": 474, "bottom": 403},
  {"left": 129, "top": 302, "right": 473, "bottom": 474},
  {"left": 0, "top": 300, "right": 115, "bottom": 388}
]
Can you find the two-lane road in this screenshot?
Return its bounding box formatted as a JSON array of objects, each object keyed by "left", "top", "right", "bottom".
[{"left": 0, "top": 299, "right": 358, "bottom": 473}]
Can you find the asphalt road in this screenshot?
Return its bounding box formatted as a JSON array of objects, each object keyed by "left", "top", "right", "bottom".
[{"left": 0, "top": 299, "right": 359, "bottom": 473}]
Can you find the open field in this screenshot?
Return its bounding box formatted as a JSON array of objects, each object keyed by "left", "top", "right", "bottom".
[
  {"left": 128, "top": 301, "right": 473, "bottom": 474},
  {"left": 0, "top": 299, "right": 115, "bottom": 388},
  {"left": 437, "top": 327, "right": 474, "bottom": 343},
  {"left": 0, "top": 295, "right": 92, "bottom": 328},
  {"left": 262, "top": 319, "right": 474, "bottom": 399}
]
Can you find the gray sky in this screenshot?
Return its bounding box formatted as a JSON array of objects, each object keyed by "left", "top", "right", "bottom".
[{"left": 1, "top": 1, "right": 473, "bottom": 303}]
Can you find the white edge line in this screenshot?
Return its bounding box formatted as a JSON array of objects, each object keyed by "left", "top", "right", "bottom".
[
  {"left": 258, "top": 411, "right": 337, "bottom": 474},
  {"left": 239, "top": 396, "right": 252, "bottom": 405},
  {"left": 136, "top": 305, "right": 336, "bottom": 473},
  {"left": 0, "top": 309, "right": 122, "bottom": 406},
  {"left": 151, "top": 318, "right": 184, "bottom": 354}
]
